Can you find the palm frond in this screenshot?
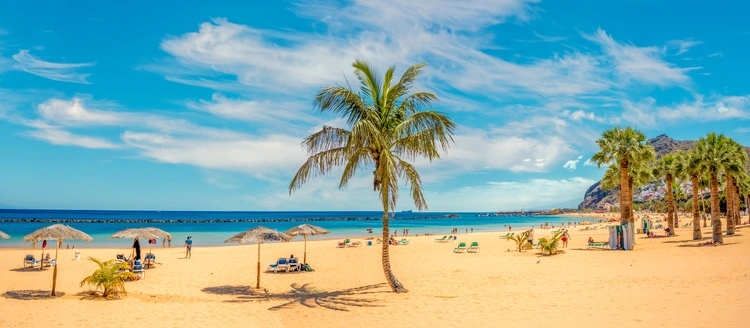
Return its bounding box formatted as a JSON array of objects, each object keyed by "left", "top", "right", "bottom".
[{"left": 289, "top": 147, "right": 350, "bottom": 194}]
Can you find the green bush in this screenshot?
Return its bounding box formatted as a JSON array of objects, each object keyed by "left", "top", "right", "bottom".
[
  {"left": 79, "top": 257, "right": 136, "bottom": 299},
  {"left": 506, "top": 231, "right": 530, "bottom": 252},
  {"left": 538, "top": 231, "right": 565, "bottom": 256}
]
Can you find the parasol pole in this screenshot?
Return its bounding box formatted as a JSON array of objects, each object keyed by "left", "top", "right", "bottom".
[
  {"left": 51, "top": 238, "right": 60, "bottom": 296},
  {"left": 256, "top": 241, "right": 261, "bottom": 289},
  {"left": 303, "top": 234, "right": 307, "bottom": 265},
  {"left": 39, "top": 241, "right": 45, "bottom": 271}
]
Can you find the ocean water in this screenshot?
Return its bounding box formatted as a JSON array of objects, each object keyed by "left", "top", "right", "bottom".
[{"left": 0, "top": 209, "right": 585, "bottom": 248}]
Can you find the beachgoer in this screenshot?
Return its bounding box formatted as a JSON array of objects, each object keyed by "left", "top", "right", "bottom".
[
  {"left": 45, "top": 253, "right": 51, "bottom": 260},
  {"left": 168, "top": 235, "right": 172, "bottom": 247},
  {"left": 509, "top": 225, "right": 512, "bottom": 231},
  {"left": 562, "top": 229, "right": 570, "bottom": 248},
  {"left": 528, "top": 228, "right": 534, "bottom": 245},
  {"left": 471, "top": 228, "right": 474, "bottom": 233},
  {"left": 185, "top": 236, "right": 193, "bottom": 259},
  {"left": 66, "top": 245, "right": 69, "bottom": 249},
  {"left": 588, "top": 236, "right": 594, "bottom": 243},
  {"left": 163, "top": 237, "right": 166, "bottom": 248}
]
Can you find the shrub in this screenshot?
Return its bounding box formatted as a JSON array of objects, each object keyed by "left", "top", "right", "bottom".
[
  {"left": 79, "top": 257, "right": 136, "bottom": 299},
  {"left": 506, "top": 231, "right": 530, "bottom": 252},
  {"left": 538, "top": 231, "right": 565, "bottom": 256}
]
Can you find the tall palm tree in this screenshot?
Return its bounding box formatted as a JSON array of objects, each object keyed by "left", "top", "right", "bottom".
[
  {"left": 683, "top": 149, "right": 705, "bottom": 240},
  {"left": 698, "top": 173, "right": 711, "bottom": 227},
  {"left": 289, "top": 60, "right": 456, "bottom": 293},
  {"left": 722, "top": 140, "right": 747, "bottom": 235},
  {"left": 694, "top": 133, "right": 743, "bottom": 243},
  {"left": 655, "top": 153, "right": 679, "bottom": 235},
  {"left": 592, "top": 127, "right": 655, "bottom": 225}
]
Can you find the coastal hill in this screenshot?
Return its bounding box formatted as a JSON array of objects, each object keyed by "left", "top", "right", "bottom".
[{"left": 578, "top": 134, "right": 748, "bottom": 210}]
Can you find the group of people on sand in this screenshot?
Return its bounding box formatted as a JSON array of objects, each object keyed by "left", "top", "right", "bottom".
[{"left": 394, "top": 229, "right": 410, "bottom": 236}]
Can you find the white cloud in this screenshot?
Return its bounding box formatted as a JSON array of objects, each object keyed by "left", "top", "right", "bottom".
[
  {"left": 583, "top": 158, "right": 596, "bottom": 166},
  {"left": 707, "top": 52, "right": 723, "bottom": 58},
  {"left": 583, "top": 28, "right": 698, "bottom": 87},
  {"left": 38, "top": 97, "right": 123, "bottom": 126},
  {"left": 668, "top": 39, "right": 703, "bottom": 55},
  {"left": 622, "top": 95, "right": 750, "bottom": 128},
  {"left": 23, "top": 121, "right": 119, "bottom": 149},
  {"left": 186, "top": 93, "right": 314, "bottom": 126},
  {"left": 12, "top": 50, "right": 95, "bottom": 84},
  {"left": 563, "top": 155, "right": 583, "bottom": 171}
]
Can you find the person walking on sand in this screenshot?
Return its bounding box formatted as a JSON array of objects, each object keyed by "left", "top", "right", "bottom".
[
  {"left": 562, "top": 229, "right": 570, "bottom": 248},
  {"left": 162, "top": 237, "right": 166, "bottom": 248},
  {"left": 168, "top": 235, "right": 172, "bottom": 247},
  {"left": 184, "top": 236, "right": 193, "bottom": 259},
  {"left": 528, "top": 228, "right": 534, "bottom": 245}
]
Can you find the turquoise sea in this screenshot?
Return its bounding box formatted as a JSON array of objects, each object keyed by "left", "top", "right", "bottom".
[{"left": 0, "top": 209, "right": 585, "bottom": 248}]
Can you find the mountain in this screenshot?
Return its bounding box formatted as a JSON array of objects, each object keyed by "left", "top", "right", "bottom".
[{"left": 577, "top": 134, "right": 741, "bottom": 210}]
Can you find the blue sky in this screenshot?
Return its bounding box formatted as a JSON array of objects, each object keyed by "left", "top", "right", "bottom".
[{"left": 1, "top": 0, "right": 748, "bottom": 211}]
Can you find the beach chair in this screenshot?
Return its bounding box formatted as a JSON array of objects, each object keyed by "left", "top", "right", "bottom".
[
  {"left": 398, "top": 239, "right": 410, "bottom": 245},
  {"left": 587, "top": 241, "right": 609, "bottom": 249},
  {"left": 267, "top": 258, "right": 289, "bottom": 273},
  {"left": 287, "top": 258, "right": 300, "bottom": 272},
  {"left": 143, "top": 253, "right": 156, "bottom": 268},
  {"left": 348, "top": 241, "right": 362, "bottom": 247},
  {"left": 453, "top": 242, "right": 467, "bottom": 253},
  {"left": 116, "top": 254, "right": 128, "bottom": 264},
  {"left": 41, "top": 257, "right": 55, "bottom": 268},
  {"left": 23, "top": 255, "right": 40, "bottom": 268},
  {"left": 467, "top": 242, "right": 480, "bottom": 253},
  {"left": 434, "top": 236, "right": 447, "bottom": 242},
  {"left": 132, "top": 260, "right": 145, "bottom": 279},
  {"left": 500, "top": 233, "right": 510, "bottom": 239}
]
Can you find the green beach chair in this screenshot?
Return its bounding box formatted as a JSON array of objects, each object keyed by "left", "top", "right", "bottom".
[
  {"left": 434, "top": 236, "right": 447, "bottom": 242},
  {"left": 453, "top": 242, "right": 467, "bottom": 253},
  {"left": 467, "top": 242, "right": 480, "bottom": 253}
]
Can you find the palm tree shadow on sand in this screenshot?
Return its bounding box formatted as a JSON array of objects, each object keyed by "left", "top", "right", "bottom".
[{"left": 202, "top": 283, "right": 389, "bottom": 311}]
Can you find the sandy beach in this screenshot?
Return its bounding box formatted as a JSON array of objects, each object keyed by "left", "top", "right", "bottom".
[{"left": 0, "top": 220, "right": 747, "bottom": 328}]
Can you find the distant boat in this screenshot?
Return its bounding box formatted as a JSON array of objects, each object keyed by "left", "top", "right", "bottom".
[{"left": 401, "top": 210, "right": 412, "bottom": 213}]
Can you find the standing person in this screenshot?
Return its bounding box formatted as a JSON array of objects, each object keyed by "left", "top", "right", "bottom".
[
  {"left": 162, "top": 237, "right": 166, "bottom": 248},
  {"left": 528, "top": 228, "right": 534, "bottom": 246},
  {"left": 471, "top": 228, "right": 473, "bottom": 233},
  {"left": 184, "top": 236, "right": 193, "bottom": 259},
  {"left": 168, "top": 235, "right": 172, "bottom": 247},
  {"left": 562, "top": 229, "right": 570, "bottom": 248}
]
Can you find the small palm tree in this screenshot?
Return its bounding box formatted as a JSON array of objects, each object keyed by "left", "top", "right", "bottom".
[
  {"left": 506, "top": 231, "right": 530, "bottom": 252},
  {"left": 538, "top": 231, "right": 565, "bottom": 255},
  {"left": 591, "top": 127, "right": 655, "bottom": 225},
  {"left": 79, "top": 257, "right": 135, "bottom": 299},
  {"left": 289, "top": 60, "right": 456, "bottom": 293},
  {"left": 683, "top": 149, "right": 705, "bottom": 240}
]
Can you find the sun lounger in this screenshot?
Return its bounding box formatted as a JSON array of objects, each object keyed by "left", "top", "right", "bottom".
[
  {"left": 397, "top": 239, "right": 410, "bottom": 245},
  {"left": 41, "top": 258, "right": 55, "bottom": 268},
  {"left": 587, "top": 242, "right": 609, "bottom": 249},
  {"left": 287, "top": 258, "right": 300, "bottom": 272},
  {"left": 467, "top": 242, "right": 480, "bottom": 253},
  {"left": 116, "top": 254, "right": 128, "bottom": 264},
  {"left": 143, "top": 253, "right": 156, "bottom": 268},
  {"left": 267, "top": 258, "right": 289, "bottom": 273},
  {"left": 132, "top": 260, "right": 145, "bottom": 278},
  {"left": 348, "top": 241, "right": 362, "bottom": 247},
  {"left": 435, "top": 236, "right": 447, "bottom": 242},
  {"left": 23, "top": 255, "right": 40, "bottom": 268},
  {"left": 453, "top": 242, "right": 467, "bottom": 253}
]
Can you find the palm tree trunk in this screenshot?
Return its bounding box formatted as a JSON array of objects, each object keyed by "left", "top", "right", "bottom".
[
  {"left": 628, "top": 179, "right": 635, "bottom": 225},
  {"left": 620, "top": 158, "right": 632, "bottom": 225},
  {"left": 711, "top": 171, "right": 723, "bottom": 243},
  {"left": 256, "top": 242, "right": 261, "bottom": 289},
  {"left": 666, "top": 175, "right": 675, "bottom": 236},
  {"left": 734, "top": 183, "right": 741, "bottom": 226},
  {"left": 381, "top": 208, "right": 407, "bottom": 293},
  {"left": 691, "top": 175, "right": 701, "bottom": 240},
  {"left": 726, "top": 175, "right": 735, "bottom": 235}
]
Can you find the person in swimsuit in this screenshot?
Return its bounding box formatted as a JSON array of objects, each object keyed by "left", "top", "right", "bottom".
[
  {"left": 184, "top": 236, "right": 193, "bottom": 259},
  {"left": 561, "top": 229, "right": 570, "bottom": 248}
]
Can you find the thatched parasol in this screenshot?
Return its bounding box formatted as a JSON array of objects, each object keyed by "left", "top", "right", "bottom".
[
  {"left": 225, "top": 226, "right": 292, "bottom": 289},
  {"left": 23, "top": 224, "right": 92, "bottom": 296},
  {"left": 0, "top": 230, "right": 9, "bottom": 239},
  {"left": 284, "top": 224, "right": 329, "bottom": 265},
  {"left": 110, "top": 227, "right": 171, "bottom": 261}
]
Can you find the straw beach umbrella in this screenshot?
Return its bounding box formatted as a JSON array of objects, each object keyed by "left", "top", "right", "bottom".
[
  {"left": 225, "top": 226, "right": 292, "bottom": 289},
  {"left": 0, "top": 230, "right": 10, "bottom": 239},
  {"left": 110, "top": 227, "right": 171, "bottom": 259},
  {"left": 23, "top": 224, "right": 92, "bottom": 296},
  {"left": 284, "top": 224, "right": 330, "bottom": 265}
]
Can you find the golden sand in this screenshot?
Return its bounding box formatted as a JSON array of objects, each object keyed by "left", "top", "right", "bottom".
[{"left": 0, "top": 220, "right": 747, "bottom": 327}]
